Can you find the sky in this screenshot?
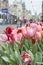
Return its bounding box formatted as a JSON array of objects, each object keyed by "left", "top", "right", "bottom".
[{"left": 9, "top": 0, "right": 43, "bottom": 15}]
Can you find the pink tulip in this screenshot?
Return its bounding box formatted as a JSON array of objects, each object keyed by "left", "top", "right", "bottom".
[
  {"left": 35, "top": 32, "right": 41, "bottom": 40},
  {"left": 36, "top": 25, "right": 41, "bottom": 31},
  {"left": 23, "top": 58, "right": 31, "bottom": 64},
  {"left": 11, "top": 29, "right": 18, "bottom": 41},
  {"left": 21, "top": 27, "right": 28, "bottom": 39},
  {"left": 1, "top": 22, "right": 43, "bottom": 43},
  {"left": 40, "top": 30, "right": 43, "bottom": 37},
  {"left": 17, "top": 33, "right": 23, "bottom": 41},
  {"left": 0, "top": 34, "right": 8, "bottom": 42},
  {"left": 13, "top": 34, "right": 18, "bottom": 41},
  {"left": 20, "top": 51, "right": 31, "bottom": 64},
  {"left": 11, "top": 29, "right": 17, "bottom": 35},
  {"left": 12, "top": 33, "right": 22, "bottom": 42},
  {"left": 41, "top": 31, "right": 43, "bottom": 37},
  {"left": 41, "top": 26, "right": 43, "bottom": 30},
  {"left": 27, "top": 28, "right": 35, "bottom": 38},
  {"left": 20, "top": 51, "right": 29, "bottom": 59},
  {"left": 30, "top": 23, "right": 37, "bottom": 29}
]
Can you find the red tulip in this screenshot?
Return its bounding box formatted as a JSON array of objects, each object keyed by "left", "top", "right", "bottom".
[
  {"left": 9, "top": 34, "right": 15, "bottom": 43},
  {"left": 4, "top": 26, "right": 14, "bottom": 40},
  {"left": 32, "top": 38, "right": 36, "bottom": 44},
  {"left": 25, "top": 24, "right": 30, "bottom": 27},
  {"left": 17, "top": 28, "right": 22, "bottom": 33},
  {"left": 4, "top": 26, "right": 14, "bottom": 34}
]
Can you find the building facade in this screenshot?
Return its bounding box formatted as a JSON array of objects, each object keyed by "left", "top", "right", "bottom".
[
  {"left": 0, "top": 0, "right": 9, "bottom": 11},
  {"left": 9, "top": 0, "right": 23, "bottom": 20},
  {"left": 0, "top": 0, "right": 31, "bottom": 21}
]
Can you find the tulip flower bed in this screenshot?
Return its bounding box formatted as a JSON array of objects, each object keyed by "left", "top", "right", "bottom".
[{"left": 0, "top": 22, "right": 43, "bottom": 65}]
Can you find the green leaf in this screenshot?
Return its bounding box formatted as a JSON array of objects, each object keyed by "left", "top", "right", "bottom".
[
  {"left": 32, "top": 44, "right": 37, "bottom": 54},
  {"left": 36, "top": 62, "right": 43, "bottom": 64},
  {"left": 27, "top": 50, "right": 34, "bottom": 61},
  {"left": 1, "top": 56, "right": 11, "bottom": 63},
  {"left": 14, "top": 51, "right": 22, "bottom": 65},
  {"left": 35, "top": 52, "right": 42, "bottom": 65}
]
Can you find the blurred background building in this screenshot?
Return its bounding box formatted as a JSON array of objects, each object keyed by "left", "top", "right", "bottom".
[
  {"left": 0, "top": 0, "right": 40, "bottom": 21},
  {"left": 42, "top": 1, "right": 43, "bottom": 15},
  {"left": 0, "top": 0, "right": 8, "bottom": 11},
  {"left": 0, "top": 0, "right": 42, "bottom": 25},
  {"left": 40, "top": 1, "right": 43, "bottom": 22}
]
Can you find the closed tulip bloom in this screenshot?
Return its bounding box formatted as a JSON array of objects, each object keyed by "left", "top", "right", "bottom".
[
  {"left": 32, "top": 38, "right": 36, "bottom": 44},
  {"left": 30, "top": 23, "right": 37, "bottom": 29},
  {"left": 4, "top": 26, "right": 14, "bottom": 34},
  {"left": 20, "top": 51, "right": 31, "bottom": 64},
  {"left": 41, "top": 26, "right": 43, "bottom": 31},
  {"left": 27, "top": 28, "right": 35, "bottom": 38},
  {"left": 36, "top": 25, "right": 41, "bottom": 31},
  {"left": 35, "top": 32, "right": 41, "bottom": 40},
  {"left": 21, "top": 27, "right": 28, "bottom": 39},
  {"left": 23, "top": 58, "right": 31, "bottom": 64},
  {"left": 0, "top": 34, "right": 8, "bottom": 42},
  {"left": 40, "top": 30, "right": 43, "bottom": 37}
]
